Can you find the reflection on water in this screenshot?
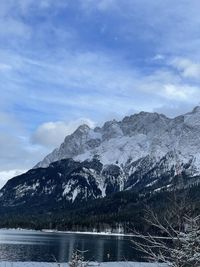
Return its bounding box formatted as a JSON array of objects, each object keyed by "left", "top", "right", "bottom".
[{"left": 0, "top": 230, "right": 138, "bottom": 262}]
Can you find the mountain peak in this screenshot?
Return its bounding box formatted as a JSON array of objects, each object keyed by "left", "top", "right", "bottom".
[
  {"left": 75, "top": 124, "right": 90, "bottom": 133},
  {"left": 102, "top": 119, "right": 118, "bottom": 129}
]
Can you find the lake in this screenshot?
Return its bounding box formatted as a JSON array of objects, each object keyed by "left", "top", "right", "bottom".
[{"left": 0, "top": 230, "right": 140, "bottom": 262}]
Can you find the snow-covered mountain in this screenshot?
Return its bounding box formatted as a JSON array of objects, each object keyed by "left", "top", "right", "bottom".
[
  {"left": 36, "top": 106, "right": 200, "bottom": 175},
  {"left": 1, "top": 107, "right": 200, "bottom": 207}
]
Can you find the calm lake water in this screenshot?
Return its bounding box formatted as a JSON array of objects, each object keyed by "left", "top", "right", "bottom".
[{"left": 0, "top": 230, "right": 140, "bottom": 262}]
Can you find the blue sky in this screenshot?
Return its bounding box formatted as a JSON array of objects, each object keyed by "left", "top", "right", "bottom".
[{"left": 1, "top": 0, "right": 200, "bottom": 187}]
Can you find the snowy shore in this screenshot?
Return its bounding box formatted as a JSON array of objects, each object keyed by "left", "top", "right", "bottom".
[
  {"left": 42, "top": 229, "right": 134, "bottom": 237},
  {"left": 0, "top": 262, "right": 167, "bottom": 267},
  {"left": 0, "top": 228, "right": 132, "bottom": 237},
  {"left": 41, "top": 229, "right": 172, "bottom": 240}
]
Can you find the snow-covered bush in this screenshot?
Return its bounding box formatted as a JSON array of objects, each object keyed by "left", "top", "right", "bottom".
[
  {"left": 132, "top": 213, "right": 200, "bottom": 267},
  {"left": 69, "top": 250, "right": 91, "bottom": 267}
]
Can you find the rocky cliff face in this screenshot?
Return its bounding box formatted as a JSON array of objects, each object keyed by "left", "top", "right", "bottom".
[{"left": 1, "top": 107, "right": 200, "bottom": 207}]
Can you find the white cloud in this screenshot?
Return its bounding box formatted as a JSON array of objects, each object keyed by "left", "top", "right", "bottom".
[
  {"left": 0, "top": 111, "right": 48, "bottom": 177},
  {"left": 138, "top": 57, "right": 200, "bottom": 103},
  {"left": 162, "top": 84, "right": 198, "bottom": 100},
  {"left": 32, "top": 118, "right": 95, "bottom": 148},
  {"left": 170, "top": 58, "right": 200, "bottom": 79},
  {"left": 0, "top": 169, "right": 26, "bottom": 189},
  {"left": 152, "top": 54, "right": 165, "bottom": 61}
]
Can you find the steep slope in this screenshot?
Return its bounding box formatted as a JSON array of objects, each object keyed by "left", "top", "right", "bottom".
[{"left": 1, "top": 107, "right": 200, "bottom": 208}]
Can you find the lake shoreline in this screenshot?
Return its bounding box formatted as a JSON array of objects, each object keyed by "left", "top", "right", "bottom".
[
  {"left": 42, "top": 229, "right": 134, "bottom": 237},
  {"left": 0, "top": 228, "right": 172, "bottom": 240},
  {"left": 0, "top": 227, "right": 134, "bottom": 237}
]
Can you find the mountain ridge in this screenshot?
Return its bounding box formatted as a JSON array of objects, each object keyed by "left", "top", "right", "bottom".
[
  {"left": 35, "top": 106, "right": 200, "bottom": 172},
  {"left": 1, "top": 107, "right": 200, "bottom": 207}
]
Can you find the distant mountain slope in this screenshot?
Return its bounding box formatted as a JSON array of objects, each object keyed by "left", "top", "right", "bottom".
[{"left": 1, "top": 107, "right": 200, "bottom": 207}]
